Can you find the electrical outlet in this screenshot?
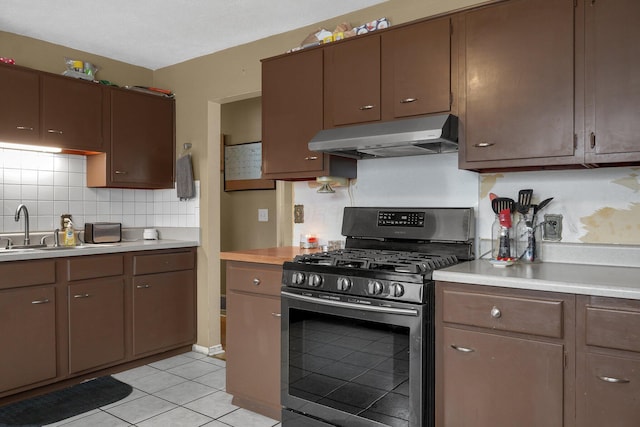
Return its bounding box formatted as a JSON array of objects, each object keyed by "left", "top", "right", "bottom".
[
  {"left": 60, "top": 214, "right": 72, "bottom": 229},
  {"left": 543, "top": 214, "right": 563, "bottom": 241},
  {"left": 294, "top": 205, "right": 304, "bottom": 223},
  {"left": 258, "top": 209, "right": 269, "bottom": 222}
]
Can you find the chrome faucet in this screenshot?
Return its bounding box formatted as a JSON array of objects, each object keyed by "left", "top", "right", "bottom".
[
  {"left": 41, "top": 229, "right": 60, "bottom": 247},
  {"left": 14, "top": 204, "right": 31, "bottom": 246}
]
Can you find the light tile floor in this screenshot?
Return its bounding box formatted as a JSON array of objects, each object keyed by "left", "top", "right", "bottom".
[{"left": 45, "top": 351, "right": 281, "bottom": 427}]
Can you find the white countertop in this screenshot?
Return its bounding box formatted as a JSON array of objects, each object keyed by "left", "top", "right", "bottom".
[
  {"left": 434, "top": 259, "right": 640, "bottom": 300},
  {"left": 0, "top": 239, "right": 198, "bottom": 262}
]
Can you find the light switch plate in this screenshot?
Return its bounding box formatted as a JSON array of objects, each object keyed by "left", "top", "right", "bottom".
[
  {"left": 258, "top": 209, "right": 269, "bottom": 222},
  {"left": 294, "top": 205, "right": 304, "bottom": 223}
]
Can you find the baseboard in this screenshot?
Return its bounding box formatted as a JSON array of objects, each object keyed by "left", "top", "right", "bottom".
[{"left": 192, "top": 344, "right": 224, "bottom": 356}]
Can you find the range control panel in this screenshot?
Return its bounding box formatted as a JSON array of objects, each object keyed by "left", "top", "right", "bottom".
[{"left": 378, "top": 211, "right": 425, "bottom": 227}]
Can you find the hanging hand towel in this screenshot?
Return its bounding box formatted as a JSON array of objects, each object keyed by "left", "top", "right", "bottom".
[{"left": 176, "top": 153, "right": 194, "bottom": 200}]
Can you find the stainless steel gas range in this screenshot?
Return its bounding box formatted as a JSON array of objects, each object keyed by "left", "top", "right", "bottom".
[{"left": 281, "top": 207, "right": 475, "bottom": 427}]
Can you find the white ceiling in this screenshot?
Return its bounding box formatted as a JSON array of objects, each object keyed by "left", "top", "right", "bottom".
[{"left": 0, "top": 0, "right": 387, "bottom": 70}]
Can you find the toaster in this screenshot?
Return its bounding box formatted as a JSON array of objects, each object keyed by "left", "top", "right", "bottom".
[{"left": 84, "top": 222, "right": 122, "bottom": 244}]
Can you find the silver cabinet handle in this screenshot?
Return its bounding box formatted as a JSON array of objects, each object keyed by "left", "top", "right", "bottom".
[
  {"left": 271, "top": 312, "right": 282, "bottom": 317},
  {"left": 491, "top": 306, "right": 502, "bottom": 318},
  {"left": 359, "top": 105, "right": 375, "bottom": 110},
  {"left": 598, "top": 375, "right": 630, "bottom": 384},
  {"left": 136, "top": 284, "right": 151, "bottom": 289},
  {"left": 590, "top": 132, "right": 596, "bottom": 149},
  {"left": 47, "top": 129, "right": 63, "bottom": 135},
  {"left": 31, "top": 299, "right": 50, "bottom": 304},
  {"left": 451, "top": 344, "right": 475, "bottom": 353},
  {"left": 115, "top": 170, "right": 127, "bottom": 174},
  {"left": 73, "top": 294, "right": 90, "bottom": 298},
  {"left": 252, "top": 278, "right": 261, "bottom": 286},
  {"left": 304, "top": 156, "right": 318, "bottom": 161},
  {"left": 400, "top": 97, "right": 418, "bottom": 104},
  {"left": 473, "top": 142, "right": 495, "bottom": 148},
  {"left": 16, "top": 126, "right": 34, "bottom": 131}
]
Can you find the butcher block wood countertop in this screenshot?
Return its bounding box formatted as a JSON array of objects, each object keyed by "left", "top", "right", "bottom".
[{"left": 220, "top": 246, "right": 321, "bottom": 265}]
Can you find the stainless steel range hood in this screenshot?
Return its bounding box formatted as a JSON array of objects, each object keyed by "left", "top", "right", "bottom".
[{"left": 308, "top": 114, "right": 458, "bottom": 159}]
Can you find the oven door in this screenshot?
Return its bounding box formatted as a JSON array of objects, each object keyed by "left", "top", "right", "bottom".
[{"left": 281, "top": 288, "right": 432, "bottom": 427}]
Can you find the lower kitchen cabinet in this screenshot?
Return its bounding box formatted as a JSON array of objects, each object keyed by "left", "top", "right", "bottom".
[
  {"left": 225, "top": 261, "right": 282, "bottom": 421},
  {"left": 576, "top": 296, "right": 640, "bottom": 426},
  {"left": 436, "top": 282, "right": 575, "bottom": 427}
]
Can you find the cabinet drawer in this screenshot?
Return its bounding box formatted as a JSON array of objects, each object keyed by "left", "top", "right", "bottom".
[
  {"left": 0, "top": 259, "right": 56, "bottom": 289},
  {"left": 226, "top": 262, "right": 282, "bottom": 297},
  {"left": 67, "top": 254, "right": 123, "bottom": 281},
  {"left": 585, "top": 306, "right": 640, "bottom": 353},
  {"left": 133, "top": 250, "right": 195, "bottom": 275},
  {"left": 442, "top": 289, "right": 564, "bottom": 338}
]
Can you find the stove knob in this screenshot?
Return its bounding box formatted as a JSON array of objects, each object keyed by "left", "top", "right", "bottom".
[
  {"left": 367, "top": 280, "right": 384, "bottom": 295},
  {"left": 291, "top": 272, "right": 305, "bottom": 285},
  {"left": 309, "top": 274, "right": 323, "bottom": 287},
  {"left": 337, "top": 277, "right": 352, "bottom": 291},
  {"left": 391, "top": 283, "right": 405, "bottom": 297}
]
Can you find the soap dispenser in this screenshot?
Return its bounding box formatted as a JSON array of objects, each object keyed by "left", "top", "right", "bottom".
[{"left": 63, "top": 220, "right": 76, "bottom": 247}]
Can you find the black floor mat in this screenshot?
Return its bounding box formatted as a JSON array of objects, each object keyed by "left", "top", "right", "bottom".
[{"left": 0, "top": 376, "right": 133, "bottom": 427}]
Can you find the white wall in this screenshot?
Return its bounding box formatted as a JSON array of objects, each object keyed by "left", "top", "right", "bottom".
[{"left": 293, "top": 154, "right": 640, "bottom": 248}]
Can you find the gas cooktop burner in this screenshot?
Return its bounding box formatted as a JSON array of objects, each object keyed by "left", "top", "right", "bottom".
[{"left": 292, "top": 248, "right": 459, "bottom": 274}]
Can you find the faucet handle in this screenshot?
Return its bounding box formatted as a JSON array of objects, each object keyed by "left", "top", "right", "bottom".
[{"left": 0, "top": 236, "right": 13, "bottom": 249}]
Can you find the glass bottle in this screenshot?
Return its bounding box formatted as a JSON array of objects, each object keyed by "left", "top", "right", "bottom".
[
  {"left": 491, "top": 210, "right": 514, "bottom": 260},
  {"left": 516, "top": 212, "right": 542, "bottom": 263}
]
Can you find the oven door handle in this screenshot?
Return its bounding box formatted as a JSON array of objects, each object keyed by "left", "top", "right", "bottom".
[{"left": 282, "top": 291, "right": 420, "bottom": 316}]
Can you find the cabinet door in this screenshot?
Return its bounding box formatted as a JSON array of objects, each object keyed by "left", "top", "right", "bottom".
[
  {"left": 0, "top": 286, "right": 56, "bottom": 393},
  {"left": 262, "top": 49, "right": 325, "bottom": 176},
  {"left": 585, "top": 0, "right": 640, "bottom": 163},
  {"left": 324, "top": 35, "right": 381, "bottom": 127},
  {"left": 109, "top": 89, "right": 175, "bottom": 188},
  {"left": 41, "top": 74, "right": 103, "bottom": 151},
  {"left": 381, "top": 18, "right": 452, "bottom": 120},
  {"left": 578, "top": 353, "right": 640, "bottom": 427},
  {"left": 0, "top": 63, "right": 40, "bottom": 143},
  {"left": 441, "top": 327, "right": 564, "bottom": 427},
  {"left": 68, "top": 277, "right": 125, "bottom": 374},
  {"left": 461, "top": 0, "right": 577, "bottom": 167},
  {"left": 226, "top": 291, "right": 281, "bottom": 416},
  {"left": 132, "top": 270, "right": 195, "bottom": 356}
]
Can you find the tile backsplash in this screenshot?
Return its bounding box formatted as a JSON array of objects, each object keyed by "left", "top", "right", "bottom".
[{"left": 0, "top": 149, "right": 199, "bottom": 233}]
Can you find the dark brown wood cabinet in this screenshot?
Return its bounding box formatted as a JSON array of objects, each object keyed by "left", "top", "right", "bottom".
[
  {"left": 66, "top": 254, "right": 125, "bottom": 374},
  {"left": 458, "top": 0, "right": 579, "bottom": 170},
  {"left": 584, "top": 0, "right": 640, "bottom": 164},
  {"left": 576, "top": 296, "right": 640, "bottom": 426},
  {"left": 225, "top": 261, "right": 282, "bottom": 421},
  {"left": 87, "top": 88, "right": 176, "bottom": 189},
  {"left": 0, "top": 63, "right": 40, "bottom": 143},
  {"left": 261, "top": 48, "right": 356, "bottom": 180},
  {"left": 381, "top": 17, "right": 453, "bottom": 121},
  {"left": 41, "top": 73, "right": 104, "bottom": 152},
  {"left": 132, "top": 251, "right": 196, "bottom": 356},
  {"left": 436, "top": 282, "right": 575, "bottom": 427}
]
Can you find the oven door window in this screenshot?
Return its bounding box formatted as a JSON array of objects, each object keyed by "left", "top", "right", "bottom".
[{"left": 288, "top": 308, "right": 412, "bottom": 426}]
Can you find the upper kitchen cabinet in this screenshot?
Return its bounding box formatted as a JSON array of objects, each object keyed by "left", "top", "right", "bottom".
[
  {"left": 41, "top": 73, "right": 104, "bottom": 152},
  {"left": 459, "top": 0, "right": 580, "bottom": 170},
  {"left": 584, "top": 0, "right": 640, "bottom": 164},
  {"left": 0, "top": 63, "right": 40, "bottom": 143},
  {"left": 381, "top": 17, "right": 453, "bottom": 121},
  {"left": 87, "top": 87, "right": 175, "bottom": 189},
  {"left": 261, "top": 48, "right": 356, "bottom": 180},
  {"left": 324, "top": 35, "right": 381, "bottom": 127}
]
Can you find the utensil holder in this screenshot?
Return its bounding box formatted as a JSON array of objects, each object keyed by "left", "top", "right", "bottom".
[
  {"left": 491, "top": 215, "right": 514, "bottom": 260},
  {"left": 516, "top": 213, "right": 542, "bottom": 263}
]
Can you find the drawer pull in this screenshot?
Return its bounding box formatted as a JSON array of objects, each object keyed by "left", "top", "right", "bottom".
[
  {"left": 136, "top": 284, "right": 151, "bottom": 289},
  {"left": 451, "top": 344, "right": 475, "bottom": 353},
  {"left": 400, "top": 97, "right": 418, "bottom": 104},
  {"left": 252, "top": 278, "right": 261, "bottom": 286},
  {"left": 304, "top": 156, "right": 318, "bottom": 161},
  {"left": 474, "top": 142, "right": 494, "bottom": 148},
  {"left": 114, "top": 170, "right": 127, "bottom": 174},
  {"left": 490, "top": 306, "right": 502, "bottom": 318},
  {"left": 73, "top": 294, "right": 90, "bottom": 299},
  {"left": 359, "top": 105, "right": 375, "bottom": 111},
  {"left": 272, "top": 312, "right": 282, "bottom": 318},
  {"left": 31, "top": 299, "right": 50, "bottom": 305},
  {"left": 598, "top": 375, "right": 630, "bottom": 384},
  {"left": 16, "top": 126, "right": 34, "bottom": 131},
  {"left": 47, "top": 129, "right": 64, "bottom": 135}
]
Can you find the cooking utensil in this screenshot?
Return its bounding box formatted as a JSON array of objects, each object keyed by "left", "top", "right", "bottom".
[
  {"left": 516, "top": 189, "right": 533, "bottom": 215},
  {"left": 492, "top": 197, "right": 515, "bottom": 214},
  {"left": 534, "top": 197, "right": 553, "bottom": 214}
]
